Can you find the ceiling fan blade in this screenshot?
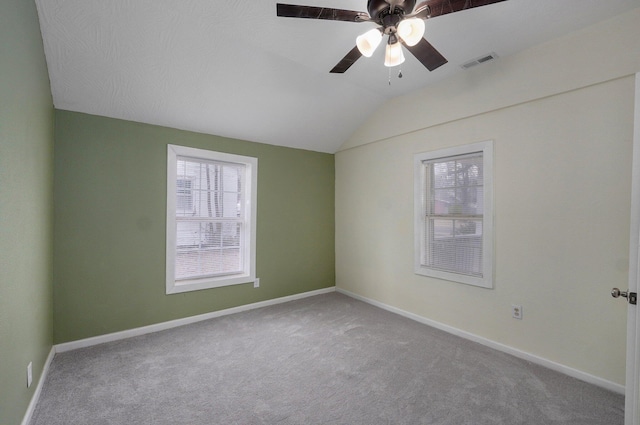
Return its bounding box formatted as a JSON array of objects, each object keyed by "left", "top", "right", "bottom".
[
  {"left": 411, "top": 0, "right": 507, "bottom": 19},
  {"left": 404, "top": 38, "right": 448, "bottom": 71},
  {"left": 276, "top": 3, "right": 370, "bottom": 22},
  {"left": 330, "top": 46, "right": 363, "bottom": 73}
]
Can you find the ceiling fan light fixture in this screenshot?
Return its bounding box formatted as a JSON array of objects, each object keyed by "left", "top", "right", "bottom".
[
  {"left": 356, "top": 28, "right": 382, "bottom": 57},
  {"left": 384, "top": 41, "right": 405, "bottom": 67},
  {"left": 397, "top": 18, "right": 425, "bottom": 46}
]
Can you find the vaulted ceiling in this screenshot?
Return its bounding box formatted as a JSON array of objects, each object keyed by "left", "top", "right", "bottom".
[{"left": 35, "top": 0, "right": 640, "bottom": 153}]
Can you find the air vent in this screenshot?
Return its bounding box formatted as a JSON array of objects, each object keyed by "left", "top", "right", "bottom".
[{"left": 460, "top": 52, "right": 499, "bottom": 70}]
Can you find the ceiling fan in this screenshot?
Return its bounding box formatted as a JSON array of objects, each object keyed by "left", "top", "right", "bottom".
[{"left": 276, "top": 0, "right": 507, "bottom": 73}]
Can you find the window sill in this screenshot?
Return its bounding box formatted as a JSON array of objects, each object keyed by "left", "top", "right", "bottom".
[{"left": 166, "top": 273, "right": 255, "bottom": 294}]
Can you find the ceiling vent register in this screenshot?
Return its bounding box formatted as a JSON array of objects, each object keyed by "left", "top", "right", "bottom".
[{"left": 460, "top": 52, "right": 499, "bottom": 69}]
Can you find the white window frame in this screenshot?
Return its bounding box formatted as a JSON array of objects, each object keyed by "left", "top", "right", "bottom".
[
  {"left": 166, "top": 144, "right": 257, "bottom": 294},
  {"left": 414, "top": 141, "right": 494, "bottom": 288}
]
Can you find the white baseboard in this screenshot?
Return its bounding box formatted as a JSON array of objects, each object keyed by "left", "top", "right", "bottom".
[
  {"left": 336, "top": 287, "right": 625, "bottom": 395},
  {"left": 55, "top": 287, "right": 336, "bottom": 353},
  {"left": 21, "top": 346, "right": 55, "bottom": 425}
]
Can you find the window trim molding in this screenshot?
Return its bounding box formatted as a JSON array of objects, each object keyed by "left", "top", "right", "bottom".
[
  {"left": 413, "top": 141, "right": 494, "bottom": 289},
  {"left": 166, "top": 144, "right": 257, "bottom": 294}
]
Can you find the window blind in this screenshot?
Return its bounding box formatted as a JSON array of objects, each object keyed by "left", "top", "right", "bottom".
[
  {"left": 423, "top": 152, "right": 484, "bottom": 277},
  {"left": 175, "top": 157, "right": 245, "bottom": 281}
]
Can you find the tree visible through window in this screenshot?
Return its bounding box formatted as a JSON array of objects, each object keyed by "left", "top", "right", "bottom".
[
  {"left": 414, "top": 141, "right": 493, "bottom": 288},
  {"left": 167, "top": 145, "right": 257, "bottom": 294},
  {"left": 175, "top": 159, "right": 243, "bottom": 280}
]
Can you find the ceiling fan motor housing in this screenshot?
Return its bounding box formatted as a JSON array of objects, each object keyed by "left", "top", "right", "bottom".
[
  {"left": 367, "top": 0, "right": 416, "bottom": 21},
  {"left": 382, "top": 14, "right": 403, "bottom": 34}
]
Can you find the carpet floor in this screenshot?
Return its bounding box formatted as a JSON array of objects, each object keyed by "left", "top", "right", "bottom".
[{"left": 30, "top": 292, "right": 624, "bottom": 424}]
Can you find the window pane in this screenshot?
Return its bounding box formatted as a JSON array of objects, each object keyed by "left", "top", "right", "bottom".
[
  {"left": 433, "top": 161, "right": 456, "bottom": 188},
  {"left": 432, "top": 219, "right": 454, "bottom": 239},
  {"left": 221, "top": 221, "right": 241, "bottom": 248},
  {"left": 175, "top": 221, "right": 242, "bottom": 280},
  {"left": 426, "top": 219, "right": 483, "bottom": 276},
  {"left": 221, "top": 192, "right": 241, "bottom": 218},
  {"left": 176, "top": 179, "right": 193, "bottom": 214},
  {"left": 433, "top": 189, "right": 455, "bottom": 214},
  {"left": 457, "top": 156, "right": 483, "bottom": 186},
  {"left": 174, "top": 156, "right": 245, "bottom": 280},
  {"left": 454, "top": 187, "right": 483, "bottom": 215},
  {"left": 455, "top": 220, "right": 482, "bottom": 237},
  {"left": 424, "top": 153, "right": 485, "bottom": 277},
  {"left": 175, "top": 247, "right": 242, "bottom": 280},
  {"left": 176, "top": 159, "right": 244, "bottom": 220},
  {"left": 429, "top": 238, "right": 457, "bottom": 272},
  {"left": 454, "top": 221, "right": 483, "bottom": 276}
]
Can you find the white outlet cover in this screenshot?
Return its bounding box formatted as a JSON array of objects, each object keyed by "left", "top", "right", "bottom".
[{"left": 512, "top": 305, "right": 523, "bottom": 320}]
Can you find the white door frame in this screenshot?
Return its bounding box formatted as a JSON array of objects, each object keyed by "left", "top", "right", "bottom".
[{"left": 625, "top": 72, "right": 640, "bottom": 425}]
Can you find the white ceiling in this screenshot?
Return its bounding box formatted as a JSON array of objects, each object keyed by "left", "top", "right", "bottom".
[{"left": 35, "top": 0, "right": 640, "bottom": 153}]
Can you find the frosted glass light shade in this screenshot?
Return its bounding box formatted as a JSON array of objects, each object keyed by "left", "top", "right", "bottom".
[
  {"left": 397, "top": 18, "right": 425, "bottom": 46},
  {"left": 356, "top": 29, "right": 382, "bottom": 57},
  {"left": 384, "top": 42, "right": 405, "bottom": 67}
]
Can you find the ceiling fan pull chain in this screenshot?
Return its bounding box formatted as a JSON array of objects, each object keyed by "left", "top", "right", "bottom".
[{"left": 389, "top": 67, "right": 403, "bottom": 85}]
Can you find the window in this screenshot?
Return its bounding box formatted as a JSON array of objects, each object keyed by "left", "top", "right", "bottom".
[
  {"left": 166, "top": 145, "right": 257, "bottom": 294},
  {"left": 414, "top": 141, "right": 493, "bottom": 288}
]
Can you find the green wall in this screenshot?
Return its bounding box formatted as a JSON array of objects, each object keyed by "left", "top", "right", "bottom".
[
  {"left": 0, "top": 0, "right": 54, "bottom": 424},
  {"left": 54, "top": 110, "right": 335, "bottom": 343}
]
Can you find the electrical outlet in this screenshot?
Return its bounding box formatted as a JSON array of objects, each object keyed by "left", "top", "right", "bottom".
[
  {"left": 27, "top": 362, "right": 33, "bottom": 388},
  {"left": 254, "top": 278, "right": 260, "bottom": 288},
  {"left": 512, "top": 305, "right": 523, "bottom": 320}
]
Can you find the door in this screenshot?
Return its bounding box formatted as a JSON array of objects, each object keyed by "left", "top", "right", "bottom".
[{"left": 624, "top": 72, "right": 640, "bottom": 425}]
